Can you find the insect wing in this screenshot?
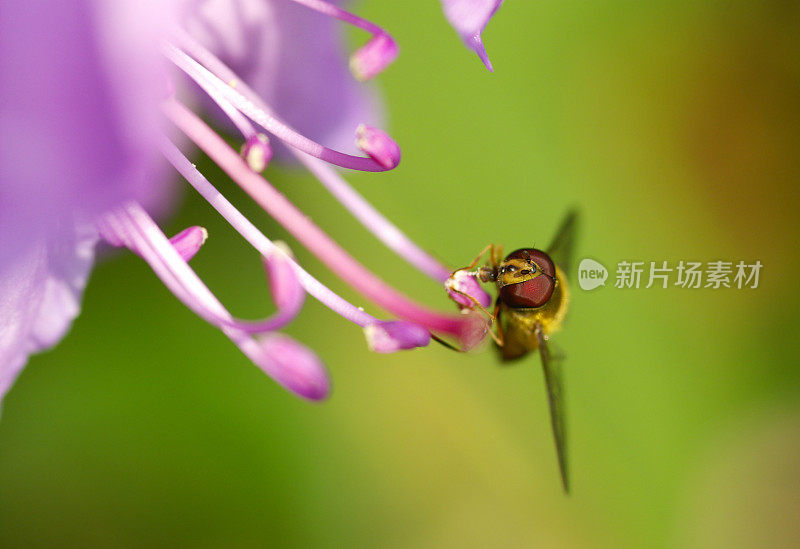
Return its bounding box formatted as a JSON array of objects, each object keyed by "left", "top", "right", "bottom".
[
  {"left": 536, "top": 324, "right": 569, "bottom": 493},
  {"left": 547, "top": 209, "right": 579, "bottom": 278}
]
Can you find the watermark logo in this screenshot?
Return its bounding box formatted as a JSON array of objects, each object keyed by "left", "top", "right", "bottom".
[
  {"left": 576, "top": 259, "right": 762, "bottom": 290},
  {"left": 578, "top": 258, "right": 608, "bottom": 291}
]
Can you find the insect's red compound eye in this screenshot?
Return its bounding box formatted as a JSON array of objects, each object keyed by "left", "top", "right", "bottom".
[
  {"left": 499, "top": 275, "right": 555, "bottom": 308},
  {"left": 504, "top": 248, "right": 555, "bottom": 278}
]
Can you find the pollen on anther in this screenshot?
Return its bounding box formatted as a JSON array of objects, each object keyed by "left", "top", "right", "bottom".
[{"left": 240, "top": 133, "right": 273, "bottom": 172}]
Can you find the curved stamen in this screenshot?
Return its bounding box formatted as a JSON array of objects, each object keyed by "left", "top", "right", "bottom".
[
  {"left": 164, "top": 100, "right": 484, "bottom": 347},
  {"left": 182, "top": 56, "right": 257, "bottom": 141},
  {"left": 178, "top": 59, "right": 274, "bottom": 171},
  {"left": 98, "top": 203, "right": 330, "bottom": 401},
  {"left": 99, "top": 212, "right": 230, "bottom": 328},
  {"left": 168, "top": 33, "right": 452, "bottom": 283},
  {"left": 295, "top": 150, "right": 453, "bottom": 282},
  {"left": 165, "top": 39, "right": 399, "bottom": 172},
  {"left": 99, "top": 212, "right": 301, "bottom": 335},
  {"left": 290, "top": 0, "right": 385, "bottom": 36},
  {"left": 159, "top": 137, "right": 433, "bottom": 352},
  {"left": 159, "top": 136, "right": 373, "bottom": 327},
  {"left": 350, "top": 33, "right": 399, "bottom": 82},
  {"left": 287, "top": 0, "right": 399, "bottom": 80},
  {"left": 169, "top": 226, "right": 208, "bottom": 262}
]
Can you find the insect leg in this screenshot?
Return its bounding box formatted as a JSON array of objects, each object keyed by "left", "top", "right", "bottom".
[
  {"left": 446, "top": 287, "right": 495, "bottom": 318},
  {"left": 455, "top": 243, "right": 499, "bottom": 272},
  {"left": 492, "top": 301, "right": 504, "bottom": 347},
  {"left": 445, "top": 287, "right": 503, "bottom": 347}
]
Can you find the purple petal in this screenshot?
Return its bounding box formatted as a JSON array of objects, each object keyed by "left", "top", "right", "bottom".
[
  {"left": 184, "top": 0, "right": 384, "bottom": 156},
  {"left": 440, "top": 0, "right": 503, "bottom": 71},
  {"left": 0, "top": 1, "right": 175, "bottom": 400},
  {"left": 258, "top": 334, "right": 330, "bottom": 401},
  {"left": 364, "top": 321, "right": 431, "bottom": 353},
  {"left": 0, "top": 225, "right": 97, "bottom": 402},
  {"left": 0, "top": 0, "right": 170, "bottom": 267}
]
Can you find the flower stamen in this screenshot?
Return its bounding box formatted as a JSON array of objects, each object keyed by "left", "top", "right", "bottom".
[
  {"left": 159, "top": 136, "right": 433, "bottom": 352},
  {"left": 240, "top": 133, "right": 273, "bottom": 172},
  {"left": 164, "top": 100, "right": 482, "bottom": 347},
  {"left": 170, "top": 33, "right": 454, "bottom": 286},
  {"left": 98, "top": 203, "right": 330, "bottom": 400},
  {"left": 169, "top": 226, "right": 208, "bottom": 262},
  {"left": 165, "top": 38, "right": 399, "bottom": 172},
  {"left": 288, "top": 0, "right": 399, "bottom": 80},
  {"left": 294, "top": 150, "right": 452, "bottom": 282}
]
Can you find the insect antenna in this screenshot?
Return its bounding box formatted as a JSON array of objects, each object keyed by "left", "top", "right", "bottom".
[{"left": 429, "top": 333, "right": 464, "bottom": 352}]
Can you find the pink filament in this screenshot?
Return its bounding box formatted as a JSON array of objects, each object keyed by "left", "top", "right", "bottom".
[{"left": 165, "top": 99, "right": 471, "bottom": 341}]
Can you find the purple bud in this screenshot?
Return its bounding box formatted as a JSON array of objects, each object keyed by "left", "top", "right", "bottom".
[
  {"left": 169, "top": 226, "right": 208, "bottom": 262},
  {"left": 349, "top": 33, "right": 399, "bottom": 81},
  {"left": 258, "top": 334, "right": 330, "bottom": 401},
  {"left": 363, "top": 320, "right": 431, "bottom": 353},
  {"left": 445, "top": 270, "right": 492, "bottom": 310},
  {"left": 356, "top": 124, "right": 401, "bottom": 170},
  {"left": 240, "top": 133, "right": 273, "bottom": 172}
]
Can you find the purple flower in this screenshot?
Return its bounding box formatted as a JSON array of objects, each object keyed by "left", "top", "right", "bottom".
[
  {"left": 440, "top": 0, "right": 504, "bottom": 72},
  {"left": 0, "top": 0, "right": 169, "bottom": 399},
  {"left": 0, "top": 1, "right": 167, "bottom": 263},
  {"left": 1, "top": 0, "right": 494, "bottom": 407},
  {"left": 0, "top": 226, "right": 96, "bottom": 399}
]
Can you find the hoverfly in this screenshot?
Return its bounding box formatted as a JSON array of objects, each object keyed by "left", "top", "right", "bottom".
[{"left": 447, "top": 210, "right": 577, "bottom": 493}]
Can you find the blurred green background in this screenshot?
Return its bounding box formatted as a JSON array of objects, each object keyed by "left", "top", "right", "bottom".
[{"left": 2, "top": 2, "right": 799, "bottom": 547}]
